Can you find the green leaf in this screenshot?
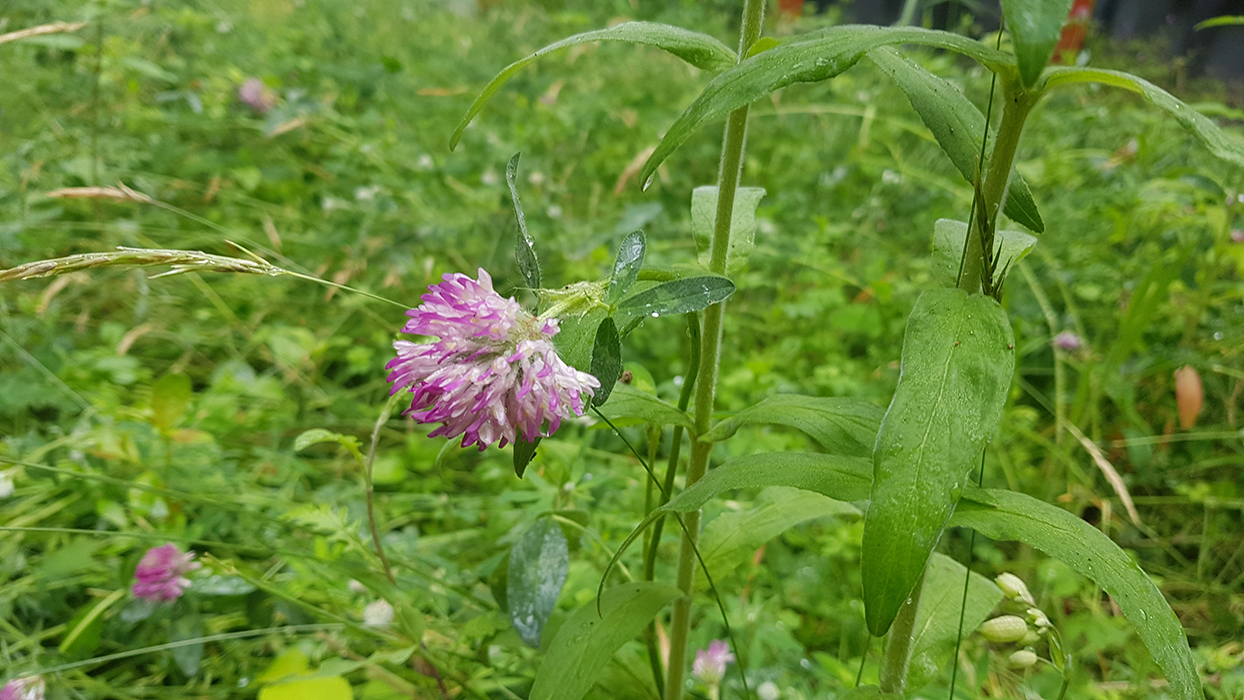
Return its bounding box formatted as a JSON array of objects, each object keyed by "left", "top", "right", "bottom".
[
  {"left": 867, "top": 47, "right": 1044, "bottom": 232},
  {"left": 703, "top": 394, "right": 883, "bottom": 457},
  {"left": 690, "top": 185, "right": 767, "bottom": 272},
  {"left": 951, "top": 487, "right": 1201, "bottom": 700},
  {"left": 514, "top": 435, "right": 542, "bottom": 478},
  {"left": 699, "top": 486, "right": 860, "bottom": 585},
  {"left": 151, "top": 372, "right": 192, "bottom": 432},
  {"left": 170, "top": 614, "right": 205, "bottom": 677},
  {"left": 508, "top": 517, "right": 570, "bottom": 647},
  {"left": 1000, "top": 0, "right": 1075, "bottom": 87},
  {"left": 607, "top": 231, "right": 646, "bottom": 304},
  {"left": 293, "top": 428, "right": 361, "bottom": 455},
  {"left": 530, "top": 582, "right": 681, "bottom": 700},
  {"left": 450, "top": 23, "right": 736, "bottom": 149},
  {"left": 257, "top": 676, "right": 352, "bottom": 700},
  {"left": 603, "top": 452, "right": 872, "bottom": 582},
  {"left": 861, "top": 288, "right": 1014, "bottom": 636},
  {"left": 907, "top": 553, "right": 1004, "bottom": 690},
  {"left": 588, "top": 318, "right": 623, "bottom": 407},
  {"left": 596, "top": 382, "right": 693, "bottom": 430},
  {"left": 506, "top": 153, "right": 540, "bottom": 292},
  {"left": 1195, "top": 15, "right": 1244, "bottom": 29},
  {"left": 615, "top": 275, "right": 735, "bottom": 330},
  {"left": 1043, "top": 67, "right": 1244, "bottom": 168},
  {"left": 257, "top": 648, "right": 310, "bottom": 683},
  {"left": 552, "top": 306, "right": 609, "bottom": 372},
  {"left": 192, "top": 574, "right": 257, "bottom": 596},
  {"left": 640, "top": 25, "right": 1015, "bottom": 184},
  {"left": 59, "top": 589, "right": 124, "bottom": 657},
  {"left": 930, "top": 218, "right": 1037, "bottom": 289}
]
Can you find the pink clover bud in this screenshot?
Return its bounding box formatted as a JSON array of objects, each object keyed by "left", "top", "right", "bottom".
[
  {"left": 691, "top": 639, "right": 735, "bottom": 686},
  {"left": 131, "top": 543, "right": 199, "bottom": 603}
]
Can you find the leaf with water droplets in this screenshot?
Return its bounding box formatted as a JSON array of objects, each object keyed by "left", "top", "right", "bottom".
[
  {"left": 615, "top": 275, "right": 735, "bottom": 332},
  {"left": 861, "top": 288, "right": 1013, "bottom": 636},
  {"left": 930, "top": 219, "right": 1037, "bottom": 288},
  {"left": 1000, "top": 0, "right": 1075, "bottom": 87},
  {"left": 530, "top": 581, "right": 681, "bottom": 700},
  {"left": 607, "top": 231, "right": 645, "bottom": 304},
  {"left": 952, "top": 487, "right": 1201, "bottom": 700},
  {"left": 506, "top": 153, "right": 540, "bottom": 293},
  {"left": 508, "top": 517, "right": 569, "bottom": 647}
]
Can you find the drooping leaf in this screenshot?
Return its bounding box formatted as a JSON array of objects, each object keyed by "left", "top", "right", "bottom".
[
  {"left": 951, "top": 487, "right": 1200, "bottom": 700},
  {"left": 602, "top": 452, "right": 872, "bottom": 582},
  {"left": 293, "top": 428, "right": 360, "bottom": 454},
  {"left": 150, "top": 372, "right": 192, "bottom": 432},
  {"left": 596, "top": 382, "right": 693, "bottom": 430},
  {"left": 868, "top": 47, "right": 1044, "bottom": 232},
  {"left": 703, "top": 394, "right": 883, "bottom": 457},
  {"left": 615, "top": 275, "right": 735, "bottom": 331},
  {"left": 1043, "top": 67, "right": 1244, "bottom": 167},
  {"left": 907, "top": 553, "right": 1004, "bottom": 691},
  {"left": 530, "top": 582, "right": 682, "bottom": 700},
  {"left": 607, "top": 231, "right": 646, "bottom": 304},
  {"left": 861, "top": 289, "right": 1014, "bottom": 636},
  {"left": 930, "top": 218, "right": 1037, "bottom": 288},
  {"left": 514, "top": 435, "right": 542, "bottom": 478},
  {"left": 451, "top": 23, "right": 736, "bottom": 149},
  {"left": 699, "top": 486, "right": 860, "bottom": 585},
  {"left": 641, "top": 25, "right": 1015, "bottom": 184},
  {"left": 690, "top": 185, "right": 767, "bottom": 272},
  {"left": 588, "top": 318, "right": 623, "bottom": 406},
  {"left": 508, "top": 517, "right": 570, "bottom": 647},
  {"left": 1000, "top": 0, "right": 1075, "bottom": 86},
  {"left": 1195, "top": 15, "right": 1244, "bottom": 29},
  {"left": 506, "top": 153, "right": 540, "bottom": 292}
]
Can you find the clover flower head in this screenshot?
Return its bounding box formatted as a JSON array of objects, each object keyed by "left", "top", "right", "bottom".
[
  {"left": 386, "top": 269, "right": 599, "bottom": 451},
  {"left": 692, "top": 639, "right": 735, "bottom": 686},
  {"left": 1, "top": 676, "right": 45, "bottom": 700},
  {"left": 1052, "top": 331, "right": 1083, "bottom": 351},
  {"left": 238, "top": 78, "right": 274, "bottom": 114},
  {"left": 132, "top": 543, "right": 199, "bottom": 603}
]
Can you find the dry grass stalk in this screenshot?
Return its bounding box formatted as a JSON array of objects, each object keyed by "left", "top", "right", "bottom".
[
  {"left": 1065, "top": 421, "right": 1143, "bottom": 527},
  {"left": 0, "top": 247, "right": 284, "bottom": 283},
  {"left": 44, "top": 183, "right": 155, "bottom": 203},
  {"left": 0, "top": 21, "right": 87, "bottom": 46}
]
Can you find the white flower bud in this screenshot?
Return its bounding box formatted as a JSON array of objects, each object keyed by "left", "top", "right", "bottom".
[
  {"left": 1020, "top": 629, "right": 1041, "bottom": 646},
  {"left": 995, "top": 572, "right": 1035, "bottom": 605},
  {"left": 979, "top": 615, "right": 1029, "bottom": 643},
  {"left": 363, "top": 599, "right": 395, "bottom": 628},
  {"left": 1008, "top": 649, "right": 1039, "bottom": 668},
  {"left": 1026, "top": 607, "right": 1051, "bottom": 628}
]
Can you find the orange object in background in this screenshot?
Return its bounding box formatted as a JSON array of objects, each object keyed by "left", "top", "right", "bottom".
[
  {"left": 1054, "top": 0, "right": 1095, "bottom": 63},
  {"left": 778, "top": 0, "right": 804, "bottom": 17},
  {"left": 1175, "top": 365, "right": 1205, "bottom": 430}
]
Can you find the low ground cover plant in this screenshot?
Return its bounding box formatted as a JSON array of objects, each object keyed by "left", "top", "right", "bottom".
[{"left": 1, "top": 1, "right": 1243, "bottom": 698}]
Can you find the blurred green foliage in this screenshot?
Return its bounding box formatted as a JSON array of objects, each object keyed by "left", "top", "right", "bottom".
[{"left": 1, "top": 0, "right": 1243, "bottom": 698}]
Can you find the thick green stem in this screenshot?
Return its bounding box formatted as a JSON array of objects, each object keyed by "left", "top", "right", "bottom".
[
  {"left": 664, "top": 3, "right": 764, "bottom": 698},
  {"left": 958, "top": 81, "right": 1036, "bottom": 294},
  {"left": 878, "top": 568, "right": 926, "bottom": 694}
]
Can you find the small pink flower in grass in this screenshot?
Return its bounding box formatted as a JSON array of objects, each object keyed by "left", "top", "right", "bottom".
[
  {"left": 1, "top": 676, "right": 45, "bottom": 700},
  {"left": 387, "top": 269, "right": 599, "bottom": 450},
  {"left": 1052, "top": 331, "right": 1083, "bottom": 352},
  {"left": 692, "top": 639, "right": 735, "bottom": 686},
  {"left": 132, "top": 543, "right": 199, "bottom": 603},
  {"left": 238, "top": 78, "right": 274, "bottom": 114}
]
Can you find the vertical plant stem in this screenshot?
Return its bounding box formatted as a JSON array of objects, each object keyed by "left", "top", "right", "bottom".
[
  {"left": 878, "top": 568, "right": 925, "bottom": 695},
  {"left": 665, "top": 4, "right": 765, "bottom": 699},
  {"left": 365, "top": 393, "right": 402, "bottom": 585},
  {"left": 958, "top": 81, "right": 1036, "bottom": 294}
]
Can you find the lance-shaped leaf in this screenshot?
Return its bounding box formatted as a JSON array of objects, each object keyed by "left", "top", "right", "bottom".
[
  {"left": 861, "top": 288, "right": 1014, "bottom": 636},
  {"left": 514, "top": 435, "right": 542, "bottom": 478},
  {"left": 1043, "top": 67, "right": 1244, "bottom": 168},
  {"left": 508, "top": 517, "right": 569, "bottom": 647},
  {"left": 640, "top": 25, "right": 1016, "bottom": 184},
  {"left": 588, "top": 318, "right": 623, "bottom": 407},
  {"left": 868, "top": 47, "right": 1044, "bottom": 232},
  {"left": 451, "top": 23, "right": 736, "bottom": 149},
  {"left": 907, "top": 553, "right": 1003, "bottom": 690},
  {"left": 531, "top": 582, "right": 682, "bottom": 700},
  {"left": 930, "top": 218, "right": 1037, "bottom": 289},
  {"left": 690, "top": 185, "right": 767, "bottom": 272},
  {"left": 601, "top": 452, "right": 872, "bottom": 584},
  {"left": 596, "top": 382, "right": 694, "bottom": 430},
  {"left": 1000, "top": 0, "right": 1075, "bottom": 87},
  {"left": 506, "top": 153, "right": 540, "bottom": 292},
  {"left": 616, "top": 275, "right": 735, "bottom": 331},
  {"left": 703, "top": 394, "right": 883, "bottom": 458},
  {"left": 607, "top": 231, "right": 645, "bottom": 304},
  {"left": 951, "top": 487, "right": 1200, "bottom": 700}
]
